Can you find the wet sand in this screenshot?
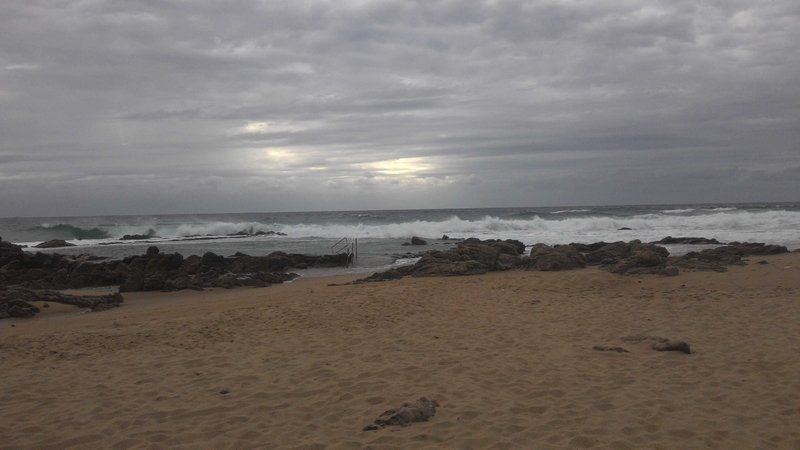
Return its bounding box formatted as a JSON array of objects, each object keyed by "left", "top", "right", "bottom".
[{"left": 1, "top": 253, "right": 799, "bottom": 449}]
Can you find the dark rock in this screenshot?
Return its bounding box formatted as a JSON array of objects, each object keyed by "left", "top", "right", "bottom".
[
  {"left": 521, "top": 244, "right": 586, "bottom": 271},
  {"left": 660, "top": 266, "right": 679, "bottom": 277},
  {"left": 441, "top": 235, "right": 450, "bottom": 240},
  {"left": 34, "top": 239, "right": 76, "bottom": 248},
  {"left": 599, "top": 242, "right": 672, "bottom": 275},
  {"left": 653, "top": 236, "right": 722, "bottom": 245},
  {"left": 618, "top": 227, "right": 632, "bottom": 230},
  {"left": 410, "top": 236, "right": 427, "bottom": 245},
  {"left": 363, "top": 397, "right": 439, "bottom": 431},
  {"left": 1, "top": 287, "right": 123, "bottom": 319},
  {"left": 670, "top": 242, "right": 788, "bottom": 272},
  {"left": 121, "top": 229, "right": 157, "bottom": 240},
  {"left": 353, "top": 238, "right": 524, "bottom": 282},
  {"left": 756, "top": 260, "right": 769, "bottom": 265},
  {"left": 622, "top": 335, "right": 692, "bottom": 354},
  {"left": 0, "top": 299, "right": 40, "bottom": 319},
  {"left": 593, "top": 346, "right": 629, "bottom": 353},
  {"left": 652, "top": 340, "right": 692, "bottom": 354}
]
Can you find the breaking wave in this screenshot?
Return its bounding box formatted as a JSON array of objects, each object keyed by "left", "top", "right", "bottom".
[
  {"left": 270, "top": 209, "right": 800, "bottom": 247},
  {"left": 31, "top": 224, "right": 111, "bottom": 239},
  {"left": 15, "top": 207, "right": 800, "bottom": 251}
]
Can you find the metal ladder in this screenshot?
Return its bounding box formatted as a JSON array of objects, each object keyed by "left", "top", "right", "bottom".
[{"left": 331, "top": 237, "right": 358, "bottom": 266}]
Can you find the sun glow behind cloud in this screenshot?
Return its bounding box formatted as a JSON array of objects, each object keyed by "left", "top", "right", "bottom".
[{"left": 357, "top": 157, "right": 433, "bottom": 177}]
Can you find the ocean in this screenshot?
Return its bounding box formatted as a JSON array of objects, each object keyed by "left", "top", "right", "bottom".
[{"left": 2, "top": 202, "right": 799, "bottom": 276}]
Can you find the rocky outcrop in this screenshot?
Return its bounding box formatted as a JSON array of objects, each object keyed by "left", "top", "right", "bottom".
[
  {"left": 121, "top": 229, "right": 157, "bottom": 240},
  {"left": 653, "top": 236, "right": 722, "bottom": 245},
  {"left": 601, "top": 243, "right": 671, "bottom": 275},
  {"left": 355, "top": 237, "right": 790, "bottom": 282},
  {"left": 357, "top": 238, "right": 525, "bottom": 281},
  {"left": 410, "top": 236, "right": 427, "bottom": 245},
  {"left": 0, "top": 287, "right": 123, "bottom": 319},
  {"left": 0, "top": 243, "right": 350, "bottom": 292},
  {"left": 518, "top": 240, "right": 674, "bottom": 275},
  {"left": 227, "top": 229, "right": 287, "bottom": 237},
  {"left": 670, "top": 242, "right": 788, "bottom": 272},
  {"left": 363, "top": 397, "right": 439, "bottom": 431},
  {"left": 520, "top": 244, "right": 586, "bottom": 271},
  {"left": 34, "top": 239, "right": 76, "bottom": 248}
]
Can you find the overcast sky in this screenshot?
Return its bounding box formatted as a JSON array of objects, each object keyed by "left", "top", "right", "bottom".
[{"left": 1, "top": 0, "right": 798, "bottom": 216}]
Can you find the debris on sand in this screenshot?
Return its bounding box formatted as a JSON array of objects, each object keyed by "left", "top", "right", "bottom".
[{"left": 363, "top": 397, "right": 439, "bottom": 431}]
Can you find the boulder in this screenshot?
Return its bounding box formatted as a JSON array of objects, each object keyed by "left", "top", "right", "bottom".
[
  {"left": 34, "top": 239, "right": 75, "bottom": 248},
  {"left": 120, "top": 229, "right": 157, "bottom": 240},
  {"left": 521, "top": 244, "right": 585, "bottom": 271},
  {"left": 410, "top": 236, "right": 427, "bottom": 245}
]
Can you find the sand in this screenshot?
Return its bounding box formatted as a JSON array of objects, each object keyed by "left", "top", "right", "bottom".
[{"left": 1, "top": 253, "right": 799, "bottom": 449}]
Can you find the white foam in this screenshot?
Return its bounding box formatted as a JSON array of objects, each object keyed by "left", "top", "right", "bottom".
[
  {"left": 19, "top": 209, "right": 800, "bottom": 251},
  {"left": 550, "top": 209, "right": 591, "bottom": 214},
  {"left": 660, "top": 208, "right": 695, "bottom": 214},
  {"left": 273, "top": 210, "right": 800, "bottom": 249}
]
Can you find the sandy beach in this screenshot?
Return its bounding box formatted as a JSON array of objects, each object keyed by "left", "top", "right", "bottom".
[{"left": 1, "top": 253, "right": 799, "bottom": 449}]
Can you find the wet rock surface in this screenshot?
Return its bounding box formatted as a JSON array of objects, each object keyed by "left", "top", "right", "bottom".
[
  {"left": 0, "top": 287, "right": 123, "bottom": 319},
  {"left": 355, "top": 237, "right": 789, "bottom": 282},
  {"left": 653, "top": 236, "right": 722, "bottom": 245},
  {"left": 34, "top": 239, "right": 76, "bottom": 248},
  {"left": 669, "top": 242, "right": 788, "bottom": 272},
  {"left": 1, "top": 235, "right": 350, "bottom": 292},
  {"left": 363, "top": 397, "right": 439, "bottom": 431}
]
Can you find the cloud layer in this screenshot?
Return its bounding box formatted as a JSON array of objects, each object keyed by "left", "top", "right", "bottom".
[{"left": 1, "top": 0, "right": 798, "bottom": 216}]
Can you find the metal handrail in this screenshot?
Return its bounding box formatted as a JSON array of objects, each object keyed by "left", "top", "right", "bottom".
[{"left": 330, "top": 237, "right": 358, "bottom": 266}]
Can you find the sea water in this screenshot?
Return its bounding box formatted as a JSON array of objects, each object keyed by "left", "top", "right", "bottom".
[{"left": 1, "top": 203, "right": 798, "bottom": 276}]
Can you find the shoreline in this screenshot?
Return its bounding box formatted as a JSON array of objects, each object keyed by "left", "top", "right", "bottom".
[{"left": 2, "top": 253, "right": 799, "bottom": 447}]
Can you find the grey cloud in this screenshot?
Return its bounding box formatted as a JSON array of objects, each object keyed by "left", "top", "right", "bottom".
[{"left": 1, "top": 0, "right": 798, "bottom": 216}]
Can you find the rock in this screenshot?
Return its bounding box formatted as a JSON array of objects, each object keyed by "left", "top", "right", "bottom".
[
  {"left": 0, "top": 287, "right": 123, "bottom": 319},
  {"left": 659, "top": 266, "right": 679, "bottom": 276},
  {"left": 441, "top": 234, "right": 450, "bottom": 240},
  {"left": 622, "top": 335, "right": 691, "bottom": 354},
  {"left": 363, "top": 397, "right": 439, "bottom": 431},
  {"left": 756, "top": 260, "right": 769, "bottom": 265},
  {"left": 120, "top": 229, "right": 157, "bottom": 240},
  {"left": 670, "top": 242, "right": 788, "bottom": 272},
  {"left": 410, "top": 236, "right": 427, "bottom": 245},
  {"left": 0, "top": 299, "right": 40, "bottom": 319},
  {"left": 354, "top": 238, "right": 525, "bottom": 281},
  {"left": 593, "top": 346, "right": 629, "bottom": 353},
  {"left": 521, "top": 244, "right": 586, "bottom": 271},
  {"left": 652, "top": 340, "right": 692, "bottom": 354},
  {"left": 653, "top": 236, "right": 722, "bottom": 245},
  {"left": 618, "top": 227, "right": 632, "bottom": 230},
  {"left": 34, "top": 239, "right": 76, "bottom": 248},
  {"left": 601, "top": 242, "right": 670, "bottom": 275}
]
